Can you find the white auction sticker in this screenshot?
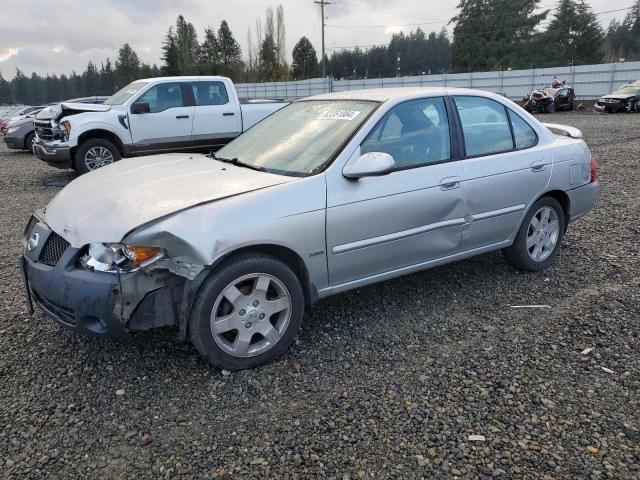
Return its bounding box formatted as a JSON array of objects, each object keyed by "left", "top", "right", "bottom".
[{"left": 318, "top": 110, "right": 361, "bottom": 120}]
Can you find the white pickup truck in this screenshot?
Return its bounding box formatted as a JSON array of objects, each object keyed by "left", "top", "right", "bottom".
[{"left": 33, "top": 76, "right": 287, "bottom": 173}]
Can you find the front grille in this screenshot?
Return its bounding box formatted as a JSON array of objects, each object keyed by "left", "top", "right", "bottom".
[
  {"left": 39, "top": 232, "right": 70, "bottom": 266},
  {"left": 34, "top": 120, "right": 55, "bottom": 141},
  {"left": 23, "top": 215, "right": 38, "bottom": 240}
]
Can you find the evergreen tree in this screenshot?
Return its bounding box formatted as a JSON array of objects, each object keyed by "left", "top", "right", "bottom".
[
  {"left": 172, "top": 15, "right": 201, "bottom": 75},
  {"left": 218, "top": 20, "right": 242, "bottom": 72},
  {"left": 100, "top": 58, "right": 117, "bottom": 95},
  {"left": 544, "top": 0, "right": 604, "bottom": 65},
  {"left": 200, "top": 27, "right": 221, "bottom": 74},
  {"left": 0, "top": 72, "right": 13, "bottom": 104},
  {"left": 115, "top": 43, "right": 140, "bottom": 87},
  {"left": 259, "top": 33, "right": 279, "bottom": 81},
  {"left": 162, "top": 27, "right": 180, "bottom": 75},
  {"left": 291, "top": 37, "right": 318, "bottom": 79},
  {"left": 82, "top": 61, "right": 100, "bottom": 96},
  {"left": 451, "top": 0, "right": 548, "bottom": 72},
  {"left": 12, "top": 69, "right": 29, "bottom": 105}
]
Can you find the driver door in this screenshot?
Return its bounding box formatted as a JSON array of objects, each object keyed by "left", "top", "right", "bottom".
[
  {"left": 128, "top": 82, "right": 195, "bottom": 153},
  {"left": 326, "top": 97, "right": 466, "bottom": 287}
]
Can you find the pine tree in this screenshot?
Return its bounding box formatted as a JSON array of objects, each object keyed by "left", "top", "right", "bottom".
[
  {"left": 115, "top": 43, "right": 141, "bottom": 87},
  {"left": 100, "top": 58, "right": 117, "bottom": 95},
  {"left": 200, "top": 27, "right": 221, "bottom": 74},
  {"left": 291, "top": 37, "right": 318, "bottom": 79},
  {"left": 12, "top": 69, "right": 29, "bottom": 105},
  {"left": 544, "top": 0, "right": 604, "bottom": 65},
  {"left": 218, "top": 20, "right": 242, "bottom": 72},
  {"left": 174, "top": 15, "right": 200, "bottom": 75},
  {"left": 0, "top": 72, "right": 13, "bottom": 104}
]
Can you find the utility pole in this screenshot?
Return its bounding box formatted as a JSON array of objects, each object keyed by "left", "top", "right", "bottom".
[{"left": 314, "top": 0, "right": 330, "bottom": 78}]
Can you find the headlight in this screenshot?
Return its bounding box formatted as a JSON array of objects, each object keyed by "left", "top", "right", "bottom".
[
  {"left": 80, "top": 243, "right": 163, "bottom": 273},
  {"left": 6, "top": 126, "right": 19, "bottom": 134},
  {"left": 60, "top": 120, "right": 71, "bottom": 138}
]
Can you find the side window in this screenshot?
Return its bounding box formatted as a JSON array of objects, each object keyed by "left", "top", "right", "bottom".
[
  {"left": 454, "top": 96, "right": 513, "bottom": 157},
  {"left": 137, "top": 83, "right": 184, "bottom": 113},
  {"left": 191, "top": 81, "right": 230, "bottom": 106},
  {"left": 509, "top": 111, "right": 537, "bottom": 150},
  {"left": 361, "top": 97, "right": 451, "bottom": 169}
]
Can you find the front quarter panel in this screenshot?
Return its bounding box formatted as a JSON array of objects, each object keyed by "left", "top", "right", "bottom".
[
  {"left": 124, "top": 174, "right": 329, "bottom": 291},
  {"left": 65, "top": 110, "right": 131, "bottom": 147}
]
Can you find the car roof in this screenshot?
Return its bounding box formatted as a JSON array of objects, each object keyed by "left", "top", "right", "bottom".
[
  {"left": 134, "top": 76, "right": 229, "bottom": 83},
  {"left": 305, "top": 87, "right": 507, "bottom": 103}
]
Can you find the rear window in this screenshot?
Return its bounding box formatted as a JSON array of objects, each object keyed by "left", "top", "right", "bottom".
[{"left": 192, "top": 81, "right": 229, "bottom": 106}]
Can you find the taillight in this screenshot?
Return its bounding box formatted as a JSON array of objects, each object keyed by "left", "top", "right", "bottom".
[{"left": 589, "top": 157, "right": 597, "bottom": 182}]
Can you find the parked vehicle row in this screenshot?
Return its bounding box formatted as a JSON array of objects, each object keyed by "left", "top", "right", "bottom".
[
  {"left": 20, "top": 86, "right": 599, "bottom": 370},
  {"left": 32, "top": 77, "right": 287, "bottom": 173},
  {"left": 2, "top": 97, "right": 108, "bottom": 152}
]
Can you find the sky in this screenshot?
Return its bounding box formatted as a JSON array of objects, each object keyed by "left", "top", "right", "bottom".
[{"left": 0, "top": 0, "right": 632, "bottom": 78}]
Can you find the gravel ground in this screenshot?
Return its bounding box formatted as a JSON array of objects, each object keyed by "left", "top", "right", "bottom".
[{"left": 0, "top": 112, "right": 639, "bottom": 479}]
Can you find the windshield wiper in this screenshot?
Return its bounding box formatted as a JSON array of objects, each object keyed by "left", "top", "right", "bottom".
[{"left": 210, "top": 152, "right": 267, "bottom": 172}]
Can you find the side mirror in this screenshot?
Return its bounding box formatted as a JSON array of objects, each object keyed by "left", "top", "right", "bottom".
[
  {"left": 131, "top": 101, "right": 150, "bottom": 114},
  {"left": 343, "top": 152, "right": 396, "bottom": 179}
]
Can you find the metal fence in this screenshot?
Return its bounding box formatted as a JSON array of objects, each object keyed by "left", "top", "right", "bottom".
[{"left": 236, "top": 61, "right": 640, "bottom": 101}]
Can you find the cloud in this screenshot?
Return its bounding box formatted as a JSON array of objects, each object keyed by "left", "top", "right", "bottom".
[{"left": 0, "top": 0, "right": 630, "bottom": 78}]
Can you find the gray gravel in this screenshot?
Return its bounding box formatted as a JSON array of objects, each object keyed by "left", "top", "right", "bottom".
[{"left": 1, "top": 112, "right": 639, "bottom": 479}]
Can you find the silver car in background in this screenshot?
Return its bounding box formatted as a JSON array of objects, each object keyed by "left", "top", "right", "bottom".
[{"left": 21, "top": 88, "right": 598, "bottom": 370}]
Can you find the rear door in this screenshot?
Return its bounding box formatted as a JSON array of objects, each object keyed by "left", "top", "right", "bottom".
[
  {"left": 190, "top": 80, "right": 242, "bottom": 149},
  {"left": 453, "top": 95, "right": 551, "bottom": 250},
  {"left": 128, "top": 82, "right": 194, "bottom": 152}
]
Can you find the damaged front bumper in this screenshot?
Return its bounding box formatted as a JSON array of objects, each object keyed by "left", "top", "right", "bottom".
[
  {"left": 21, "top": 217, "right": 185, "bottom": 337},
  {"left": 33, "top": 138, "right": 72, "bottom": 168}
]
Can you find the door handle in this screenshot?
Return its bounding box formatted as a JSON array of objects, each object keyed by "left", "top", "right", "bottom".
[
  {"left": 531, "top": 160, "right": 546, "bottom": 172},
  {"left": 223, "top": 112, "right": 235, "bottom": 116},
  {"left": 440, "top": 176, "right": 461, "bottom": 190},
  {"left": 176, "top": 115, "right": 190, "bottom": 119}
]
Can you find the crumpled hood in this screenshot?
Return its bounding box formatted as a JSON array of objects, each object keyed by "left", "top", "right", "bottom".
[
  {"left": 45, "top": 153, "right": 295, "bottom": 247},
  {"left": 602, "top": 94, "right": 634, "bottom": 101},
  {"left": 36, "top": 102, "right": 111, "bottom": 121}
]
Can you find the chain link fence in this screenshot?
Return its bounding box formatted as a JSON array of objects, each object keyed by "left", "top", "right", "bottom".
[{"left": 236, "top": 61, "right": 640, "bottom": 101}]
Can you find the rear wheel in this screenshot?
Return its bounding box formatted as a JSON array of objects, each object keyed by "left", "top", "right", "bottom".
[
  {"left": 502, "top": 196, "right": 565, "bottom": 272},
  {"left": 545, "top": 102, "right": 556, "bottom": 113},
  {"left": 74, "top": 138, "right": 121, "bottom": 174},
  {"left": 189, "top": 254, "right": 305, "bottom": 370},
  {"left": 569, "top": 100, "right": 576, "bottom": 111}
]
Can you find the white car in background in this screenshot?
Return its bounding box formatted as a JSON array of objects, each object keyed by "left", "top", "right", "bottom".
[{"left": 32, "top": 76, "right": 287, "bottom": 173}]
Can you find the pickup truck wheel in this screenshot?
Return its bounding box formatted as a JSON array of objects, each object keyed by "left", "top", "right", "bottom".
[
  {"left": 189, "top": 254, "right": 305, "bottom": 370},
  {"left": 75, "top": 139, "right": 120, "bottom": 174},
  {"left": 502, "top": 196, "right": 565, "bottom": 272}
]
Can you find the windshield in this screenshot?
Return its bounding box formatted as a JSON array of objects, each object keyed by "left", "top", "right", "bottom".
[
  {"left": 216, "top": 100, "right": 379, "bottom": 176},
  {"left": 615, "top": 85, "right": 639, "bottom": 95},
  {"left": 104, "top": 81, "right": 147, "bottom": 105}
]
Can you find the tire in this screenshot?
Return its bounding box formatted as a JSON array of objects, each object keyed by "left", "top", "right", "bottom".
[
  {"left": 74, "top": 138, "right": 121, "bottom": 174},
  {"left": 502, "top": 196, "right": 565, "bottom": 272},
  {"left": 188, "top": 254, "right": 305, "bottom": 370},
  {"left": 545, "top": 102, "right": 556, "bottom": 114},
  {"left": 24, "top": 132, "right": 35, "bottom": 154}
]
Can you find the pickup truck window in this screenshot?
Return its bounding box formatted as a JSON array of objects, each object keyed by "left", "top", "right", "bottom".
[
  {"left": 104, "top": 81, "right": 147, "bottom": 106},
  {"left": 191, "top": 81, "right": 229, "bottom": 106},
  {"left": 136, "top": 83, "right": 185, "bottom": 113},
  {"left": 216, "top": 100, "right": 378, "bottom": 176}
]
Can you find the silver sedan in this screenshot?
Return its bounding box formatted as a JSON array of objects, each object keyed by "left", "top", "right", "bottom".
[{"left": 21, "top": 88, "right": 598, "bottom": 370}]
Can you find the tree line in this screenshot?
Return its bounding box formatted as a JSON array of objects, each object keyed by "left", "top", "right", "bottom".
[{"left": 1, "top": 0, "right": 640, "bottom": 105}]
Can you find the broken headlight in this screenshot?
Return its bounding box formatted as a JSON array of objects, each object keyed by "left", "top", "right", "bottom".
[{"left": 80, "top": 243, "right": 163, "bottom": 273}]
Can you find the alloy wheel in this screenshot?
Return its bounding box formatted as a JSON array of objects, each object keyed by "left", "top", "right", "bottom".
[
  {"left": 526, "top": 206, "right": 560, "bottom": 262},
  {"left": 210, "top": 273, "right": 292, "bottom": 358},
  {"left": 84, "top": 146, "right": 114, "bottom": 170}
]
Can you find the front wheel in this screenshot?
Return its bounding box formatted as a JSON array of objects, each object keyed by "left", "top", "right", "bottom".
[
  {"left": 502, "top": 196, "right": 565, "bottom": 272},
  {"left": 189, "top": 254, "right": 305, "bottom": 370},
  {"left": 545, "top": 102, "right": 556, "bottom": 113},
  {"left": 24, "top": 132, "right": 36, "bottom": 154},
  {"left": 74, "top": 138, "right": 121, "bottom": 174}
]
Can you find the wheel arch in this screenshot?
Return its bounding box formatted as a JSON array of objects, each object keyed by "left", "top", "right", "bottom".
[
  {"left": 74, "top": 129, "right": 126, "bottom": 157},
  {"left": 210, "top": 244, "right": 317, "bottom": 307},
  {"left": 542, "top": 190, "right": 570, "bottom": 231}
]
